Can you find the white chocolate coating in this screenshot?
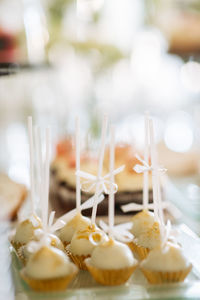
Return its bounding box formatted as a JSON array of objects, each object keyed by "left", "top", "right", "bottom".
[
  {"left": 59, "top": 213, "right": 90, "bottom": 243},
  {"left": 14, "top": 215, "right": 41, "bottom": 244},
  {"left": 141, "top": 242, "right": 190, "bottom": 271},
  {"left": 25, "top": 246, "right": 73, "bottom": 279},
  {"left": 23, "top": 233, "right": 64, "bottom": 259},
  {"left": 130, "top": 210, "right": 155, "bottom": 238},
  {"left": 134, "top": 222, "right": 162, "bottom": 249},
  {"left": 69, "top": 225, "right": 107, "bottom": 256},
  {"left": 91, "top": 239, "right": 137, "bottom": 270},
  {"left": 47, "top": 233, "right": 64, "bottom": 251}
]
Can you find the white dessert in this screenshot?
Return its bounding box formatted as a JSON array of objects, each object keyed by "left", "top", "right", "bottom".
[
  {"left": 90, "top": 239, "right": 137, "bottom": 270},
  {"left": 69, "top": 224, "right": 107, "bottom": 256},
  {"left": 141, "top": 242, "right": 190, "bottom": 271},
  {"left": 25, "top": 246, "right": 73, "bottom": 279},
  {"left": 14, "top": 215, "right": 41, "bottom": 244},
  {"left": 22, "top": 232, "right": 64, "bottom": 260},
  {"left": 134, "top": 222, "right": 162, "bottom": 250},
  {"left": 59, "top": 213, "right": 91, "bottom": 243},
  {"left": 130, "top": 210, "right": 155, "bottom": 238},
  {"left": 46, "top": 233, "right": 64, "bottom": 251}
]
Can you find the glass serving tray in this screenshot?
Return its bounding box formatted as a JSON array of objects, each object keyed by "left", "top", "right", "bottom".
[{"left": 12, "top": 223, "right": 200, "bottom": 300}]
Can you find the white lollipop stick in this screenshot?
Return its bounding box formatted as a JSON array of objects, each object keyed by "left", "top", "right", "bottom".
[
  {"left": 149, "top": 119, "right": 159, "bottom": 223},
  {"left": 34, "top": 125, "right": 44, "bottom": 210},
  {"left": 28, "top": 116, "right": 35, "bottom": 214},
  {"left": 34, "top": 126, "right": 39, "bottom": 207},
  {"left": 143, "top": 112, "right": 149, "bottom": 210},
  {"left": 43, "top": 127, "right": 51, "bottom": 232},
  {"left": 75, "top": 117, "right": 81, "bottom": 213},
  {"left": 108, "top": 125, "right": 115, "bottom": 238},
  {"left": 150, "top": 121, "right": 164, "bottom": 226},
  {"left": 91, "top": 115, "right": 108, "bottom": 225},
  {"left": 37, "top": 127, "right": 44, "bottom": 210},
  {"left": 158, "top": 178, "right": 164, "bottom": 226},
  {"left": 48, "top": 211, "right": 55, "bottom": 228},
  {"left": 35, "top": 126, "right": 45, "bottom": 222},
  {"left": 149, "top": 119, "right": 165, "bottom": 234}
]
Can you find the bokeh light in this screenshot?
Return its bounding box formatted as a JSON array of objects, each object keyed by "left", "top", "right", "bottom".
[{"left": 164, "top": 111, "right": 194, "bottom": 153}]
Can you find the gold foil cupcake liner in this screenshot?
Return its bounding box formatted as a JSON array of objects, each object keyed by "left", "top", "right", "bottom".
[
  {"left": 20, "top": 264, "right": 78, "bottom": 292},
  {"left": 17, "top": 247, "right": 27, "bottom": 266},
  {"left": 71, "top": 254, "right": 89, "bottom": 270},
  {"left": 63, "top": 241, "right": 70, "bottom": 248},
  {"left": 65, "top": 245, "right": 90, "bottom": 270},
  {"left": 127, "top": 241, "right": 150, "bottom": 260},
  {"left": 127, "top": 241, "right": 136, "bottom": 252},
  {"left": 10, "top": 240, "right": 24, "bottom": 253},
  {"left": 85, "top": 258, "right": 138, "bottom": 286},
  {"left": 63, "top": 242, "right": 70, "bottom": 255},
  {"left": 141, "top": 264, "right": 192, "bottom": 284}
]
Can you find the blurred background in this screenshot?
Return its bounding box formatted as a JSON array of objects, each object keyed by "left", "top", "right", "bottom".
[{"left": 1, "top": 0, "right": 200, "bottom": 229}]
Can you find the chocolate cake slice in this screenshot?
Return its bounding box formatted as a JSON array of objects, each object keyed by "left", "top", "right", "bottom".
[
  {"left": 49, "top": 141, "right": 153, "bottom": 217},
  {"left": 49, "top": 165, "right": 153, "bottom": 217}
]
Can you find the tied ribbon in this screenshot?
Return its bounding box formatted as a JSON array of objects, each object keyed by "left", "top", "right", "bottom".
[
  {"left": 133, "top": 154, "right": 167, "bottom": 174},
  {"left": 27, "top": 211, "right": 66, "bottom": 253},
  {"left": 89, "top": 230, "right": 107, "bottom": 246},
  {"left": 121, "top": 201, "right": 169, "bottom": 213},
  {"left": 76, "top": 165, "right": 125, "bottom": 195},
  {"left": 53, "top": 194, "right": 105, "bottom": 227},
  {"left": 47, "top": 211, "right": 66, "bottom": 233},
  {"left": 99, "top": 220, "right": 133, "bottom": 243},
  {"left": 33, "top": 211, "right": 66, "bottom": 241},
  {"left": 27, "top": 233, "right": 52, "bottom": 253},
  {"left": 162, "top": 219, "right": 171, "bottom": 247},
  {"left": 161, "top": 220, "right": 179, "bottom": 247}
]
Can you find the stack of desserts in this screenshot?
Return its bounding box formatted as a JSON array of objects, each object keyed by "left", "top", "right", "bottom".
[{"left": 50, "top": 138, "right": 153, "bottom": 217}]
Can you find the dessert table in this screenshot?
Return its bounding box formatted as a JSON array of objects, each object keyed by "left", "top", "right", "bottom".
[{"left": 13, "top": 222, "right": 200, "bottom": 300}]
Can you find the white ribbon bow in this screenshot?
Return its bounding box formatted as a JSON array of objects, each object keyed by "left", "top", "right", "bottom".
[
  {"left": 47, "top": 211, "right": 66, "bottom": 233},
  {"left": 121, "top": 153, "right": 167, "bottom": 214},
  {"left": 27, "top": 233, "right": 52, "bottom": 253},
  {"left": 99, "top": 220, "right": 133, "bottom": 243},
  {"left": 161, "top": 220, "right": 179, "bottom": 247},
  {"left": 33, "top": 211, "right": 66, "bottom": 240},
  {"left": 28, "top": 211, "right": 66, "bottom": 253},
  {"left": 162, "top": 219, "right": 171, "bottom": 247},
  {"left": 27, "top": 196, "right": 105, "bottom": 253},
  {"left": 76, "top": 165, "right": 125, "bottom": 195},
  {"left": 121, "top": 201, "right": 169, "bottom": 213},
  {"left": 89, "top": 230, "right": 107, "bottom": 246},
  {"left": 133, "top": 154, "right": 167, "bottom": 174},
  {"left": 52, "top": 194, "right": 105, "bottom": 228}
]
